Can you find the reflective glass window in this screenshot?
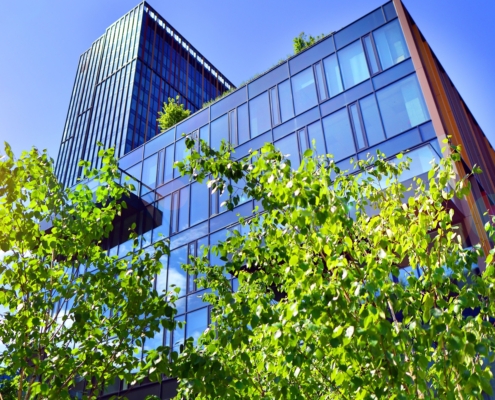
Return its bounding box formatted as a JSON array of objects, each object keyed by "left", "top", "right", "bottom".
[
  {"left": 211, "top": 114, "right": 229, "bottom": 149},
  {"left": 314, "top": 62, "right": 328, "bottom": 102},
  {"left": 156, "top": 253, "right": 168, "bottom": 293},
  {"left": 376, "top": 74, "right": 429, "bottom": 137},
  {"left": 190, "top": 181, "right": 209, "bottom": 226},
  {"left": 188, "top": 289, "right": 210, "bottom": 311},
  {"left": 174, "top": 138, "right": 188, "bottom": 178},
  {"left": 172, "top": 315, "right": 185, "bottom": 354},
  {"left": 163, "top": 145, "right": 174, "bottom": 183},
  {"left": 349, "top": 103, "right": 366, "bottom": 149},
  {"left": 338, "top": 40, "right": 370, "bottom": 89},
  {"left": 373, "top": 20, "right": 410, "bottom": 70},
  {"left": 229, "top": 110, "right": 237, "bottom": 146},
  {"left": 143, "top": 325, "right": 163, "bottom": 353},
  {"left": 187, "top": 242, "right": 197, "bottom": 293},
  {"left": 236, "top": 177, "right": 250, "bottom": 205},
  {"left": 322, "top": 108, "right": 356, "bottom": 161},
  {"left": 269, "top": 87, "right": 281, "bottom": 126},
  {"left": 363, "top": 35, "right": 380, "bottom": 74},
  {"left": 397, "top": 266, "right": 415, "bottom": 287},
  {"left": 359, "top": 94, "right": 385, "bottom": 146},
  {"left": 237, "top": 103, "right": 250, "bottom": 144},
  {"left": 142, "top": 153, "right": 158, "bottom": 188},
  {"left": 171, "top": 191, "right": 179, "bottom": 234},
  {"left": 199, "top": 125, "right": 209, "bottom": 147},
  {"left": 178, "top": 186, "right": 190, "bottom": 232},
  {"left": 249, "top": 92, "right": 271, "bottom": 137},
  {"left": 125, "top": 163, "right": 141, "bottom": 193},
  {"left": 186, "top": 307, "right": 208, "bottom": 346},
  {"left": 168, "top": 246, "right": 188, "bottom": 297},
  {"left": 307, "top": 121, "right": 326, "bottom": 154},
  {"left": 298, "top": 129, "right": 308, "bottom": 153},
  {"left": 323, "top": 54, "right": 343, "bottom": 97},
  {"left": 210, "top": 228, "right": 228, "bottom": 267},
  {"left": 395, "top": 145, "right": 439, "bottom": 183},
  {"left": 291, "top": 67, "right": 318, "bottom": 115},
  {"left": 278, "top": 80, "right": 294, "bottom": 122},
  {"left": 210, "top": 186, "right": 218, "bottom": 216},
  {"left": 219, "top": 183, "right": 230, "bottom": 213},
  {"left": 275, "top": 133, "right": 300, "bottom": 170},
  {"left": 153, "top": 195, "right": 171, "bottom": 242}
]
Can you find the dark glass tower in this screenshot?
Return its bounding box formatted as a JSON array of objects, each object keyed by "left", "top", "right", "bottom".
[{"left": 55, "top": 2, "right": 233, "bottom": 188}]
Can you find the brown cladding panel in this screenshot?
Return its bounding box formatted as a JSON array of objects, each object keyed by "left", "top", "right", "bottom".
[{"left": 394, "top": 0, "right": 494, "bottom": 255}]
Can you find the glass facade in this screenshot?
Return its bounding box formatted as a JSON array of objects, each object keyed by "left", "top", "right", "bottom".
[
  {"left": 55, "top": 1, "right": 495, "bottom": 397},
  {"left": 110, "top": 9, "right": 439, "bottom": 383},
  {"left": 55, "top": 3, "right": 234, "bottom": 188}
]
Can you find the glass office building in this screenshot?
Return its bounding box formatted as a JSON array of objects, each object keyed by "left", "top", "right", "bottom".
[
  {"left": 55, "top": 2, "right": 234, "bottom": 189},
  {"left": 55, "top": 1, "right": 495, "bottom": 398}
]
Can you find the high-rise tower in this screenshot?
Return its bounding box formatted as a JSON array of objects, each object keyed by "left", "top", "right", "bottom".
[{"left": 55, "top": 2, "right": 233, "bottom": 188}]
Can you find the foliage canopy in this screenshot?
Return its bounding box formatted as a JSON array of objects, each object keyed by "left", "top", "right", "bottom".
[
  {"left": 293, "top": 32, "right": 326, "bottom": 54},
  {"left": 157, "top": 95, "right": 191, "bottom": 132},
  {"left": 170, "top": 138, "right": 495, "bottom": 399},
  {"left": 0, "top": 144, "right": 176, "bottom": 399}
]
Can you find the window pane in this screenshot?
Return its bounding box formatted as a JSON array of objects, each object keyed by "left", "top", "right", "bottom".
[
  {"left": 236, "top": 177, "right": 250, "bottom": 205},
  {"left": 323, "top": 54, "right": 343, "bottom": 97},
  {"left": 229, "top": 110, "right": 237, "bottom": 146},
  {"left": 291, "top": 67, "right": 318, "bottom": 115},
  {"left": 237, "top": 103, "right": 250, "bottom": 144},
  {"left": 376, "top": 74, "right": 430, "bottom": 137},
  {"left": 338, "top": 40, "right": 370, "bottom": 89},
  {"left": 171, "top": 192, "right": 179, "bottom": 233},
  {"left": 270, "top": 87, "right": 281, "bottom": 126},
  {"left": 125, "top": 163, "right": 141, "bottom": 195},
  {"left": 373, "top": 19, "right": 410, "bottom": 70},
  {"left": 298, "top": 129, "right": 308, "bottom": 153},
  {"left": 174, "top": 138, "right": 188, "bottom": 178},
  {"left": 210, "top": 186, "right": 218, "bottom": 216},
  {"left": 153, "top": 195, "right": 171, "bottom": 241},
  {"left": 398, "top": 266, "right": 415, "bottom": 287},
  {"left": 359, "top": 94, "right": 385, "bottom": 146},
  {"left": 363, "top": 35, "right": 379, "bottom": 74},
  {"left": 275, "top": 133, "right": 300, "bottom": 170},
  {"left": 211, "top": 114, "right": 229, "bottom": 150},
  {"left": 395, "top": 145, "right": 439, "bottom": 183},
  {"left": 190, "top": 181, "right": 209, "bottom": 226},
  {"left": 168, "top": 246, "right": 188, "bottom": 297},
  {"left": 350, "top": 104, "right": 365, "bottom": 149},
  {"left": 163, "top": 145, "right": 174, "bottom": 183},
  {"left": 178, "top": 186, "right": 190, "bottom": 232},
  {"left": 278, "top": 80, "right": 294, "bottom": 122},
  {"left": 156, "top": 254, "right": 168, "bottom": 293},
  {"left": 307, "top": 121, "right": 326, "bottom": 154},
  {"left": 186, "top": 307, "right": 208, "bottom": 346},
  {"left": 199, "top": 125, "right": 209, "bottom": 147},
  {"left": 210, "top": 228, "right": 228, "bottom": 267},
  {"left": 314, "top": 62, "right": 328, "bottom": 102},
  {"left": 144, "top": 325, "right": 163, "bottom": 352},
  {"left": 249, "top": 92, "right": 271, "bottom": 137},
  {"left": 142, "top": 153, "right": 158, "bottom": 188},
  {"left": 219, "top": 182, "right": 229, "bottom": 213},
  {"left": 322, "top": 108, "right": 356, "bottom": 161},
  {"left": 172, "top": 315, "right": 185, "bottom": 354}
]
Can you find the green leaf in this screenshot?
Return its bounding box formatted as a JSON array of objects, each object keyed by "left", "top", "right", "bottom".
[{"left": 332, "top": 326, "right": 344, "bottom": 338}]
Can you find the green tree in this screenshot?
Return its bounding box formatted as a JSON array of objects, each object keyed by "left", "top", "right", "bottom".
[
  {"left": 172, "top": 139, "right": 495, "bottom": 399},
  {"left": 0, "top": 143, "right": 176, "bottom": 400},
  {"left": 157, "top": 95, "right": 191, "bottom": 132},
  {"left": 293, "top": 32, "right": 325, "bottom": 54}
]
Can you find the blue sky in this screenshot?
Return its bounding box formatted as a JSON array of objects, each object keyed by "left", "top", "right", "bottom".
[{"left": 0, "top": 0, "right": 494, "bottom": 161}]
